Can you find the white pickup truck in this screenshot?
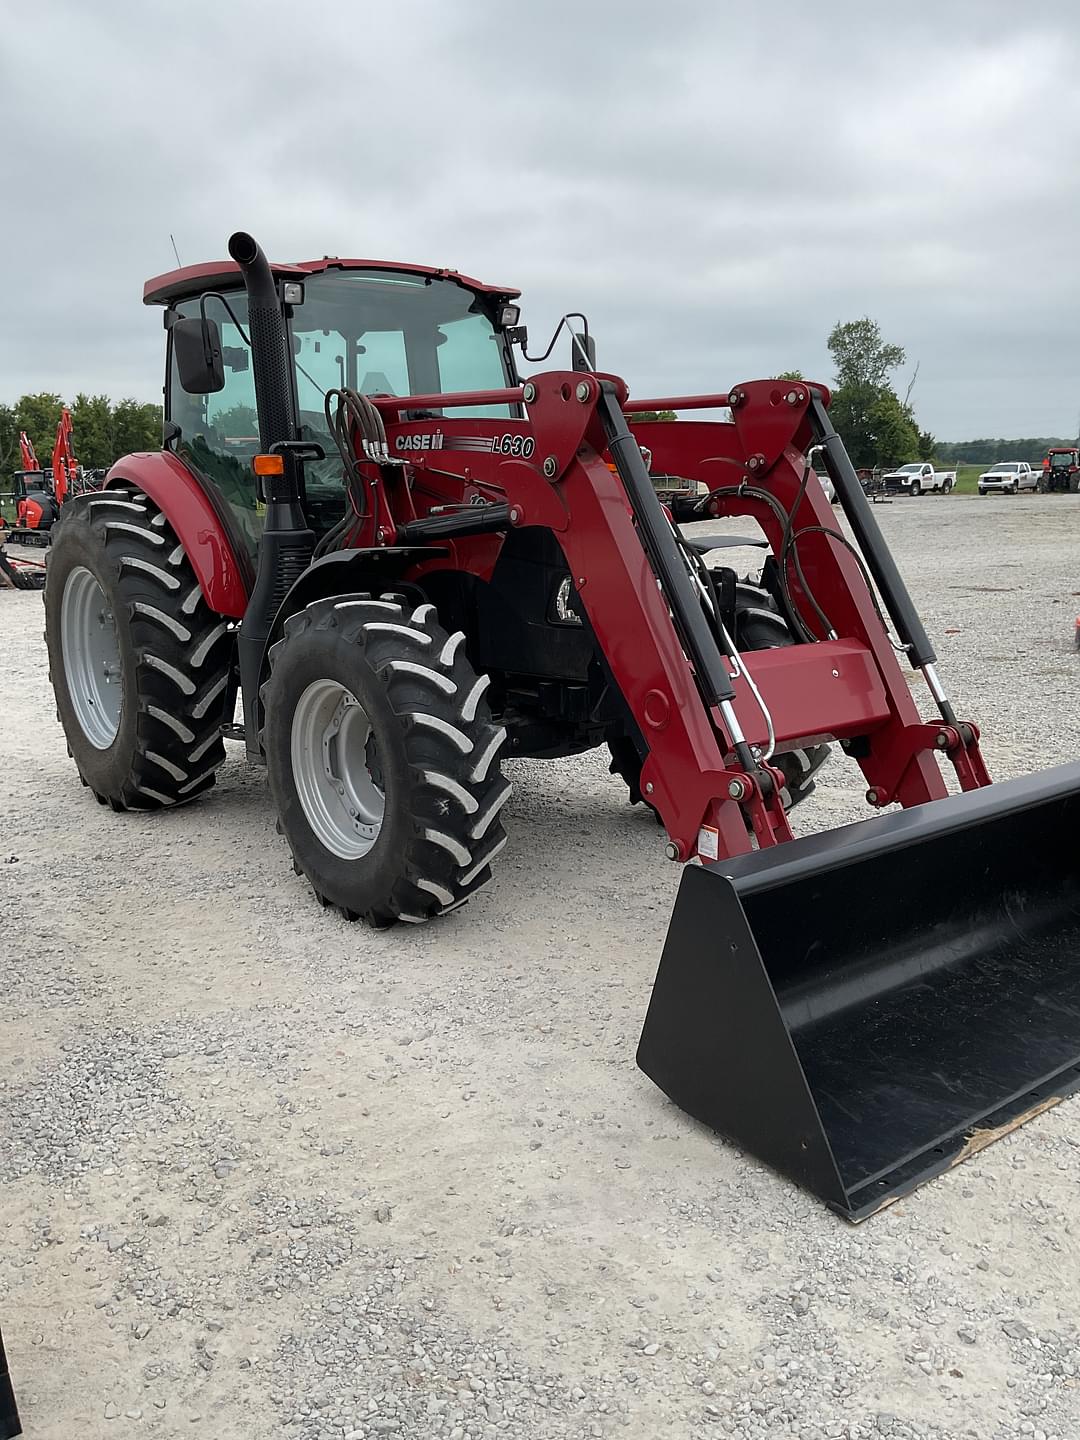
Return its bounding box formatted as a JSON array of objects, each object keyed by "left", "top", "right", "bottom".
[
  {"left": 881, "top": 462, "right": 957, "bottom": 496},
  {"left": 977, "top": 461, "right": 1038, "bottom": 495}
]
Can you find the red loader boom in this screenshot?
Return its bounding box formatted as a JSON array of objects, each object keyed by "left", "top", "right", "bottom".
[{"left": 42, "top": 231, "right": 1080, "bottom": 1219}]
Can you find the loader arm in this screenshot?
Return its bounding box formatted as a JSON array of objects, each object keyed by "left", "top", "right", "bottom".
[{"left": 366, "top": 374, "right": 988, "bottom": 861}]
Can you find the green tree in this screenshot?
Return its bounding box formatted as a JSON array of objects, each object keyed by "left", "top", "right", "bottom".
[
  {"left": 775, "top": 370, "right": 804, "bottom": 381},
  {"left": 830, "top": 383, "right": 919, "bottom": 469},
  {"left": 917, "top": 429, "right": 936, "bottom": 462},
  {"left": 71, "top": 394, "right": 116, "bottom": 470},
  {"left": 14, "top": 392, "right": 64, "bottom": 467},
  {"left": 826, "top": 319, "right": 920, "bottom": 468},
  {"left": 0, "top": 404, "right": 19, "bottom": 474},
  {"left": 828, "top": 319, "right": 906, "bottom": 391},
  {"left": 110, "top": 398, "right": 162, "bottom": 457},
  {"left": 628, "top": 409, "right": 677, "bottom": 423}
]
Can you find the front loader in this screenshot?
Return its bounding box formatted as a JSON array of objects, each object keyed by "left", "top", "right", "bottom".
[{"left": 44, "top": 232, "right": 1080, "bottom": 1218}]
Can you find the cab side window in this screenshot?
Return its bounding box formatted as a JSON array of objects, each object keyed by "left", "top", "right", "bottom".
[{"left": 169, "top": 293, "right": 263, "bottom": 555}]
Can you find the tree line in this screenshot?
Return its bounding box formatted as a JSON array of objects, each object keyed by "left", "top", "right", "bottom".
[
  {"left": 1, "top": 393, "right": 162, "bottom": 474},
  {"left": 932, "top": 436, "right": 1074, "bottom": 466}
]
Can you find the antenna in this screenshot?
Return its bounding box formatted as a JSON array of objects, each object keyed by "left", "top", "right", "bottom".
[{"left": 169, "top": 233, "right": 182, "bottom": 267}]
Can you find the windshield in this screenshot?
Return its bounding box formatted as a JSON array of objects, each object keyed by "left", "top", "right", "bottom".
[
  {"left": 989, "top": 464, "right": 1019, "bottom": 473},
  {"left": 291, "top": 269, "right": 513, "bottom": 425},
  {"left": 896, "top": 464, "right": 922, "bottom": 473},
  {"left": 1051, "top": 452, "right": 1075, "bottom": 466}
]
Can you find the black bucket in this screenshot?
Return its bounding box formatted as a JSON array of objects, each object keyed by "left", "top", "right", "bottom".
[
  {"left": 637, "top": 762, "right": 1080, "bottom": 1220},
  {"left": 0, "top": 1325, "right": 19, "bottom": 1439}
]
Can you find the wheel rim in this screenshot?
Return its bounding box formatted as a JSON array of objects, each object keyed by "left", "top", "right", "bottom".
[
  {"left": 60, "top": 566, "right": 123, "bottom": 749},
  {"left": 291, "top": 679, "right": 386, "bottom": 859}
]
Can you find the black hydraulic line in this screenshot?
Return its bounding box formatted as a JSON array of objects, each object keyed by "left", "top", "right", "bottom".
[
  {"left": 807, "top": 390, "right": 936, "bottom": 669},
  {"left": 594, "top": 383, "right": 767, "bottom": 786}
]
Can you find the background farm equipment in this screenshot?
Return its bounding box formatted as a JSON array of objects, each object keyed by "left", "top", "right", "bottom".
[
  {"left": 43, "top": 231, "right": 1080, "bottom": 1218},
  {"left": 3, "top": 409, "right": 97, "bottom": 546},
  {"left": 0, "top": 543, "right": 46, "bottom": 591},
  {"left": 1040, "top": 446, "right": 1080, "bottom": 493}
]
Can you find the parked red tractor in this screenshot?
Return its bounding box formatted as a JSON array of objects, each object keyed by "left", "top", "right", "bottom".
[
  {"left": 1041, "top": 446, "right": 1080, "bottom": 493},
  {"left": 45, "top": 233, "right": 1080, "bottom": 1218}
]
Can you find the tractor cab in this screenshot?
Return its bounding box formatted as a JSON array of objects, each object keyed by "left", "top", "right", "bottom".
[
  {"left": 146, "top": 257, "right": 522, "bottom": 555},
  {"left": 12, "top": 470, "right": 52, "bottom": 498}
]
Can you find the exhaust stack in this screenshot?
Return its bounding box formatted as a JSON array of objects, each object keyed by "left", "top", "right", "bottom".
[
  {"left": 228, "top": 231, "right": 314, "bottom": 758},
  {"left": 227, "top": 231, "right": 294, "bottom": 454}
]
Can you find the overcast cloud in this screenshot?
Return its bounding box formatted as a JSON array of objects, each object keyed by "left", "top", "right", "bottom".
[{"left": 2, "top": 0, "right": 1078, "bottom": 439}]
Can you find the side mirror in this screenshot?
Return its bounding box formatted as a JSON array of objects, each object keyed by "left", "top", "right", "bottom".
[
  {"left": 172, "top": 316, "right": 225, "bottom": 394},
  {"left": 571, "top": 331, "right": 596, "bottom": 372}
]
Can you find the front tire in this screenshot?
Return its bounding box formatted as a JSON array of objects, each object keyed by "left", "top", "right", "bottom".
[
  {"left": 263, "top": 594, "right": 510, "bottom": 926},
  {"left": 45, "top": 490, "right": 231, "bottom": 809},
  {"left": 910, "top": 481, "right": 922, "bottom": 497}
]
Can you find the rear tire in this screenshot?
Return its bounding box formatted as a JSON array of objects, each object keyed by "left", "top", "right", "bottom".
[
  {"left": 608, "top": 580, "right": 829, "bottom": 813},
  {"left": 262, "top": 594, "right": 510, "bottom": 926},
  {"left": 44, "top": 490, "right": 231, "bottom": 809}
]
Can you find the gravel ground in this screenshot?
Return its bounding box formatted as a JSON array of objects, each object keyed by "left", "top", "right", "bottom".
[{"left": 2, "top": 493, "right": 1080, "bottom": 1440}]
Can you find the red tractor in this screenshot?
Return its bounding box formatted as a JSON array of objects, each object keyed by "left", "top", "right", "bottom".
[
  {"left": 1041, "top": 446, "right": 1080, "bottom": 493},
  {"left": 45, "top": 233, "right": 1080, "bottom": 1219}
]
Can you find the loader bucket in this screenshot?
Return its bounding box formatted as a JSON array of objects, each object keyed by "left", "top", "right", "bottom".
[{"left": 637, "top": 762, "right": 1080, "bottom": 1220}]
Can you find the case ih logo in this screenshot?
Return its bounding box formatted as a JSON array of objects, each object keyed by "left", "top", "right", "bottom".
[
  {"left": 395, "top": 432, "right": 445, "bottom": 452},
  {"left": 393, "top": 433, "right": 537, "bottom": 459}
]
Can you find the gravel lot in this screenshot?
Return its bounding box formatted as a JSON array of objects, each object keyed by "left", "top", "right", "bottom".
[{"left": 3, "top": 493, "right": 1080, "bottom": 1440}]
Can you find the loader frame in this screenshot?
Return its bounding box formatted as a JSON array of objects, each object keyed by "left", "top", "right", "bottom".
[
  {"left": 353, "top": 375, "right": 993, "bottom": 859},
  {"left": 105, "top": 332, "right": 991, "bottom": 863}
]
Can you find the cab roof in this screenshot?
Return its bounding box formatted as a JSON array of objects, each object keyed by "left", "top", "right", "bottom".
[{"left": 143, "top": 256, "right": 520, "bottom": 307}]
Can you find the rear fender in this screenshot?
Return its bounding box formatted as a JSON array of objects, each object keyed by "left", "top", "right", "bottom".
[
  {"left": 260, "top": 545, "right": 447, "bottom": 683},
  {"left": 103, "top": 451, "right": 251, "bottom": 618}
]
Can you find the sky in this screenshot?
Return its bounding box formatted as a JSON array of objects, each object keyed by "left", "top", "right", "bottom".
[{"left": 2, "top": 0, "right": 1079, "bottom": 441}]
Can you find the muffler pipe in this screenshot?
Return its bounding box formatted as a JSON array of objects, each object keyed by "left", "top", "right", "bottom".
[
  {"left": 227, "top": 231, "right": 294, "bottom": 455},
  {"left": 227, "top": 231, "right": 314, "bottom": 759}
]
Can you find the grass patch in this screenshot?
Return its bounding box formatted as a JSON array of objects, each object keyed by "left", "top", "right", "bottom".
[{"left": 953, "top": 464, "right": 983, "bottom": 495}]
